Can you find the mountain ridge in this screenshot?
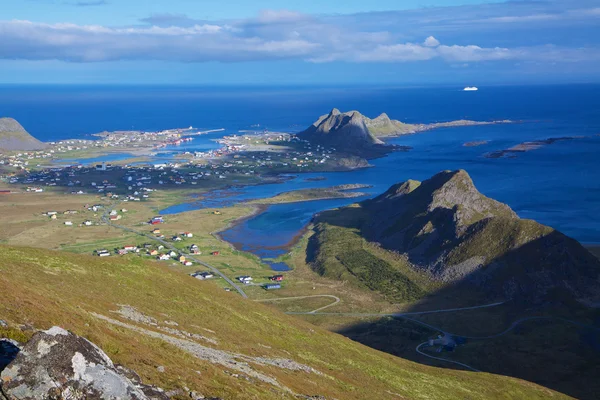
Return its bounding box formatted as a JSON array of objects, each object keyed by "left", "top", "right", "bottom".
[
  {"left": 298, "top": 109, "right": 386, "bottom": 152},
  {"left": 310, "top": 169, "right": 600, "bottom": 303}
]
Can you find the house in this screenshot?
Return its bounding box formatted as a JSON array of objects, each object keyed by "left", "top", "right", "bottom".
[
  {"left": 109, "top": 215, "right": 122, "bottom": 221},
  {"left": 96, "top": 250, "right": 110, "bottom": 257},
  {"left": 184, "top": 261, "right": 193, "bottom": 266},
  {"left": 150, "top": 216, "right": 164, "bottom": 225},
  {"left": 118, "top": 249, "right": 128, "bottom": 255},
  {"left": 270, "top": 275, "right": 284, "bottom": 282},
  {"left": 183, "top": 232, "right": 193, "bottom": 238},
  {"left": 192, "top": 271, "right": 213, "bottom": 279},
  {"left": 237, "top": 276, "right": 252, "bottom": 283},
  {"left": 64, "top": 221, "right": 73, "bottom": 226},
  {"left": 172, "top": 236, "right": 182, "bottom": 242},
  {"left": 211, "top": 251, "right": 220, "bottom": 256},
  {"left": 152, "top": 229, "right": 161, "bottom": 234},
  {"left": 169, "top": 251, "right": 177, "bottom": 257},
  {"left": 149, "top": 250, "right": 159, "bottom": 256},
  {"left": 123, "top": 245, "right": 137, "bottom": 251},
  {"left": 50, "top": 214, "right": 57, "bottom": 220},
  {"left": 264, "top": 283, "right": 281, "bottom": 290},
  {"left": 84, "top": 220, "right": 93, "bottom": 226},
  {"left": 157, "top": 254, "right": 170, "bottom": 261},
  {"left": 179, "top": 255, "right": 186, "bottom": 263},
  {"left": 212, "top": 210, "right": 222, "bottom": 215}
]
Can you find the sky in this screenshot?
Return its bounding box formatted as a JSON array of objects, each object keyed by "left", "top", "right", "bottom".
[{"left": 1, "top": 0, "right": 600, "bottom": 85}]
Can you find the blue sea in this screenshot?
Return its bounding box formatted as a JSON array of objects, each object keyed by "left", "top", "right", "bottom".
[{"left": 2, "top": 84, "right": 599, "bottom": 268}]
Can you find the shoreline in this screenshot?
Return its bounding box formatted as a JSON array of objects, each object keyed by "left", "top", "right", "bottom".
[{"left": 211, "top": 203, "right": 268, "bottom": 252}]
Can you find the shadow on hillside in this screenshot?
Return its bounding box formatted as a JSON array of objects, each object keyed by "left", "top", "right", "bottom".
[{"left": 307, "top": 214, "right": 600, "bottom": 399}]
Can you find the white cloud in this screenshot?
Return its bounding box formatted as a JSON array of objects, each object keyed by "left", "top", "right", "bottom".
[
  {"left": 436, "top": 45, "right": 513, "bottom": 62},
  {"left": 0, "top": 7, "right": 598, "bottom": 65},
  {"left": 423, "top": 36, "right": 440, "bottom": 47}
]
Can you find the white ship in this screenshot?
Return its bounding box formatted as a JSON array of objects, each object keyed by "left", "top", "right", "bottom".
[{"left": 463, "top": 86, "right": 479, "bottom": 91}]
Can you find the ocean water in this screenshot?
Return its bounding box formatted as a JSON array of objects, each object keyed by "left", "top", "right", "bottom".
[{"left": 2, "top": 84, "right": 599, "bottom": 268}]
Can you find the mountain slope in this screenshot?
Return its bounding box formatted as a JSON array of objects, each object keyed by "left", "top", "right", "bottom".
[
  {"left": 0, "top": 118, "right": 47, "bottom": 151},
  {"left": 0, "top": 244, "right": 565, "bottom": 400},
  {"left": 310, "top": 170, "right": 600, "bottom": 303},
  {"left": 298, "top": 109, "right": 386, "bottom": 152}
]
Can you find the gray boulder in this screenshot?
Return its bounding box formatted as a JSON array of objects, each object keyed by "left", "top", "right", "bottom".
[{"left": 0, "top": 326, "right": 168, "bottom": 400}]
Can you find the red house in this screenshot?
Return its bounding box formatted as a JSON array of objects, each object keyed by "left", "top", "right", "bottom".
[
  {"left": 270, "top": 275, "right": 284, "bottom": 282},
  {"left": 211, "top": 251, "right": 220, "bottom": 256}
]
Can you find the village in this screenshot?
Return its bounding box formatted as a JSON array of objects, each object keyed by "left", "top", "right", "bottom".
[
  {"left": 0, "top": 128, "right": 367, "bottom": 297},
  {"left": 0, "top": 126, "right": 202, "bottom": 170}
]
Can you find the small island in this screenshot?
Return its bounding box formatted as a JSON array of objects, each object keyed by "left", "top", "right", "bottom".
[
  {"left": 463, "top": 140, "right": 489, "bottom": 147},
  {"left": 485, "top": 136, "right": 584, "bottom": 158}
]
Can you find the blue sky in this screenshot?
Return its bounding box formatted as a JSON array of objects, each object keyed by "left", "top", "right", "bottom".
[{"left": 1, "top": 0, "right": 600, "bottom": 84}]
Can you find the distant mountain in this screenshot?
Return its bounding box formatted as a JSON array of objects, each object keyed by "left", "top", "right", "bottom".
[
  {"left": 310, "top": 170, "right": 600, "bottom": 303},
  {"left": 298, "top": 109, "right": 386, "bottom": 152},
  {"left": 0, "top": 118, "right": 47, "bottom": 151}
]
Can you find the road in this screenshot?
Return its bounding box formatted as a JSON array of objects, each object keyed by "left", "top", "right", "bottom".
[
  {"left": 415, "top": 342, "right": 482, "bottom": 372},
  {"left": 415, "top": 316, "right": 599, "bottom": 371},
  {"left": 256, "top": 295, "right": 341, "bottom": 313},
  {"left": 100, "top": 205, "right": 248, "bottom": 298},
  {"left": 290, "top": 301, "right": 600, "bottom": 371},
  {"left": 286, "top": 301, "right": 505, "bottom": 318}
]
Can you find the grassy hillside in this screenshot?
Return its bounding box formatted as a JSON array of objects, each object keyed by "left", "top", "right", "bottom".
[
  {"left": 0, "top": 117, "right": 47, "bottom": 151},
  {"left": 0, "top": 244, "right": 566, "bottom": 400}
]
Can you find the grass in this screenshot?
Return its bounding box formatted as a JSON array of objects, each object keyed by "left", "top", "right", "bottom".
[
  {"left": 0, "top": 244, "right": 568, "bottom": 400},
  {"left": 248, "top": 184, "right": 369, "bottom": 205},
  {"left": 307, "top": 222, "right": 433, "bottom": 303}
]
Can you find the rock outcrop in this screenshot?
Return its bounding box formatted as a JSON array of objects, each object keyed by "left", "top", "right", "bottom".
[
  {"left": 0, "top": 326, "right": 168, "bottom": 400},
  {"left": 0, "top": 118, "right": 47, "bottom": 151}
]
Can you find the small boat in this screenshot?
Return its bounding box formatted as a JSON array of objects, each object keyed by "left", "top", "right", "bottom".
[{"left": 463, "top": 86, "right": 479, "bottom": 91}]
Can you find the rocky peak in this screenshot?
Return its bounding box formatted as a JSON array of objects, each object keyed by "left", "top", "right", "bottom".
[
  {"left": 299, "top": 109, "right": 384, "bottom": 151},
  {"left": 1, "top": 326, "right": 168, "bottom": 400},
  {"left": 427, "top": 170, "right": 517, "bottom": 226}
]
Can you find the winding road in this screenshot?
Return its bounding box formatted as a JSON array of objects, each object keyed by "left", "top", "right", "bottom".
[{"left": 289, "top": 301, "right": 600, "bottom": 371}]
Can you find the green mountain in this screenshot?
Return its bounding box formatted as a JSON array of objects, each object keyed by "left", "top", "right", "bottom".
[
  {"left": 309, "top": 170, "right": 600, "bottom": 303},
  {"left": 0, "top": 118, "right": 47, "bottom": 151},
  {"left": 0, "top": 245, "right": 566, "bottom": 400},
  {"left": 362, "top": 112, "right": 418, "bottom": 136}
]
